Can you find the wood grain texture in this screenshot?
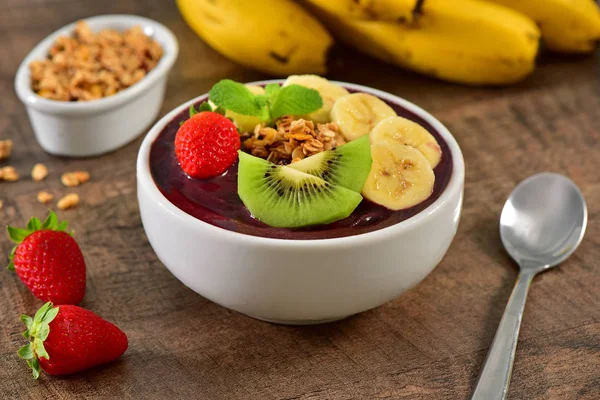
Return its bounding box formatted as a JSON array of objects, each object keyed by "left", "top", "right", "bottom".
[{"left": 0, "top": 1, "right": 599, "bottom": 399}]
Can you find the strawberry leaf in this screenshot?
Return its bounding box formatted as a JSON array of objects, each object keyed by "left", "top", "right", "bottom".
[
  {"left": 189, "top": 104, "right": 198, "bottom": 118},
  {"left": 213, "top": 106, "right": 226, "bottom": 116},
  {"left": 57, "top": 220, "right": 69, "bottom": 231},
  {"left": 198, "top": 102, "right": 213, "bottom": 113},
  {"left": 42, "top": 307, "right": 59, "bottom": 326},
  {"left": 20, "top": 315, "right": 32, "bottom": 330},
  {"left": 38, "top": 324, "right": 50, "bottom": 341},
  {"left": 41, "top": 211, "right": 58, "bottom": 229},
  {"left": 27, "top": 217, "right": 41, "bottom": 231},
  {"left": 18, "top": 344, "right": 33, "bottom": 360},
  {"left": 7, "top": 227, "right": 28, "bottom": 243},
  {"left": 31, "top": 302, "right": 53, "bottom": 330},
  {"left": 18, "top": 302, "right": 58, "bottom": 379},
  {"left": 28, "top": 358, "right": 40, "bottom": 380},
  {"left": 34, "top": 339, "right": 49, "bottom": 360}
]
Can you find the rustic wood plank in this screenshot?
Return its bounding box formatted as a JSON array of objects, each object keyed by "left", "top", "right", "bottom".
[{"left": 0, "top": 1, "right": 599, "bottom": 399}]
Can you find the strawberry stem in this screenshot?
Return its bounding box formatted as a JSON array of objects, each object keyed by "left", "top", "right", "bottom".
[{"left": 18, "top": 302, "right": 60, "bottom": 379}]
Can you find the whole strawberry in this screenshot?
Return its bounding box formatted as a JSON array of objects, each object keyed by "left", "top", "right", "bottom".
[
  {"left": 7, "top": 211, "right": 86, "bottom": 305},
  {"left": 18, "top": 302, "right": 128, "bottom": 378},
  {"left": 175, "top": 111, "right": 240, "bottom": 179}
]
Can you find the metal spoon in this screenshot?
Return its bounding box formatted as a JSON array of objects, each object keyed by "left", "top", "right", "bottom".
[{"left": 471, "top": 173, "right": 587, "bottom": 400}]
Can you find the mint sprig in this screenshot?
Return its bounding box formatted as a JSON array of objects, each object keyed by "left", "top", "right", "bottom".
[
  {"left": 270, "top": 85, "right": 323, "bottom": 120},
  {"left": 209, "top": 80, "right": 263, "bottom": 117},
  {"left": 208, "top": 79, "right": 323, "bottom": 125}
]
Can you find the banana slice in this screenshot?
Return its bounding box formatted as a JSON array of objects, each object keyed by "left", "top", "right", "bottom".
[
  {"left": 210, "top": 85, "right": 265, "bottom": 133},
  {"left": 362, "top": 142, "right": 435, "bottom": 210},
  {"left": 331, "top": 93, "right": 396, "bottom": 141},
  {"left": 370, "top": 116, "right": 442, "bottom": 168},
  {"left": 283, "top": 75, "right": 350, "bottom": 123}
]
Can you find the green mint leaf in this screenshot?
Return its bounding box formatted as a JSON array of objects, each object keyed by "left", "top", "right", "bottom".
[
  {"left": 260, "top": 106, "right": 271, "bottom": 124},
  {"left": 7, "top": 227, "right": 29, "bottom": 243},
  {"left": 209, "top": 80, "right": 262, "bottom": 117},
  {"left": 198, "top": 102, "right": 213, "bottom": 113},
  {"left": 270, "top": 84, "right": 323, "bottom": 120},
  {"left": 255, "top": 94, "right": 269, "bottom": 109},
  {"left": 264, "top": 83, "right": 281, "bottom": 98},
  {"left": 18, "top": 344, "right": 33, "bottom": 360}
]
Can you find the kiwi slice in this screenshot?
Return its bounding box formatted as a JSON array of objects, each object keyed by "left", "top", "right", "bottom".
[
  {"left": 287, "top": 135, "right": 372, "bottom": 193},
  {"left": 238, "top": 151, "right": 363, "bottom": 228}
]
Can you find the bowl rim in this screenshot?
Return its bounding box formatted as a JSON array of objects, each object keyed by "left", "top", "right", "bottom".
[
  {"left": 137, "top": 79, "right": 465, "bottom": 249},
  {"left": 14, "top": 14, "right": 179, "bottom": 115}
]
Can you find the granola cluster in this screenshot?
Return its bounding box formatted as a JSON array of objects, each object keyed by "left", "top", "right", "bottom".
[
  {"left": 29, "top": 21, "right": 163, "bottom": 101},
  {"left": 241, "top": 116, "right": 347, "bottom": 165}
]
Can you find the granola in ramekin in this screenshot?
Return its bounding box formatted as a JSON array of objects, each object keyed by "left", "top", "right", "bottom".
[{"left": 29, "top": 21, "right": 163, "bottom": 101}]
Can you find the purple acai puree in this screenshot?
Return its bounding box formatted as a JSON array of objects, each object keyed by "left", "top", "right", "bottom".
[{"left": 149, "top": 90, "right": 453, "bottom": 240}]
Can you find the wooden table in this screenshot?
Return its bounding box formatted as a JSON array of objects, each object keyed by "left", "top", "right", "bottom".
[{"left": 1, "top": 1, "right": 599, "bottom": 399}]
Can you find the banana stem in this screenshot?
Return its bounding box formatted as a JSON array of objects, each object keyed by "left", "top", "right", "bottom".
[{"left": 413, "top": 0, "right": 426, "bottom": 17}]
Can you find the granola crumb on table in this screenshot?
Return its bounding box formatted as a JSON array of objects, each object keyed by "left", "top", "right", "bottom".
[
  {"left": 37, "top": 191, "right": 54, "bottom": 204},
  {"left": 61, "top": 171, "right": 90, "bottom": 187},
  {"left": 57, "top": 193, "right": 80, "bottom": 210},
  {"left": 30, "top": 21, "right": 163, "bottom": 102},
  {"left": 240, "top": 116, "right": 346, "bottom": 165},
  {"left": 0, "top": 200, "right": 3, "bottom": 210},
  {"left": 0, "top": 166, "right": 19, "bottom": 182},
  {"left": 0, "top": 140, "right": 13, "bottom": 161},
  {"left": 31, "top": 163, "right": 49, "bottom": 182}
]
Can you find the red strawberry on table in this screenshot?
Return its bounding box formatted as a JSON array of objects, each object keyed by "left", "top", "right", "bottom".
[
  {"left": 175, "top": 111, "right": 241, "bottom": 179},
  {"left": 7, "top": 211, "right": 86, "bottom": 305},
  {"left": 18, "top": 302, "right": 128, "bottom": 378}
]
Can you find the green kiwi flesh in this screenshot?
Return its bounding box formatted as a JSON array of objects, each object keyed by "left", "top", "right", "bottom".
[
  {"left": 237, "top": 151, "right": 363, "bottom": 228},
  {"left": 287, "top": 135, "right": 372, "bottom": 193}
]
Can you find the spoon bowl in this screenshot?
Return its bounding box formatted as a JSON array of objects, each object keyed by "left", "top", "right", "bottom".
[{"left": 500, "top": 173, "right": 587, "bottom": 271}]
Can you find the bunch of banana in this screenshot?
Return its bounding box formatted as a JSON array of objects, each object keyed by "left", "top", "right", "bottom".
[
  {"left": 175, "top": 0, "right": 332, "bottom": 75},
  {"left": 485, "top": 0, "right": 600, "bottom": 53},
  {"left": 304, "top": 0, "right": 541, "bottom": 85},
  {"left": 176, "top": 0, "right": 600, "bottom": 85}
]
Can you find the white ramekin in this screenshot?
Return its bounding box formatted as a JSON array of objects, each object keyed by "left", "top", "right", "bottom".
[
  {"left": 137, "top": 81, "right": 465, "bottom": 325},
  {"left": 15, "top": 15, "right": 178, "bottom": 157}
]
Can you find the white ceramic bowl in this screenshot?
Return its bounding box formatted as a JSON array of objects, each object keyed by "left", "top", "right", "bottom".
[
  {"left": 137, "top": 81, "right": 465, "bottom": 324},
  {"left": 15, "top": 15, "right": 178, "bottom": 157}
]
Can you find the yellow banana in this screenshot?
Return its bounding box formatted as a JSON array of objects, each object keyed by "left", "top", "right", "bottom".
[
  {"left": 306, "top": 0, "right": 540, "bottom": 85},
  {"left": 485, "top": 0, "right": 600, "bottom": 53},
  {"left": 176, "top": 0, "right": 333, "bottom": 76},
  {"left": 303, "top": 0, "right": 417, "bottom": 22}
]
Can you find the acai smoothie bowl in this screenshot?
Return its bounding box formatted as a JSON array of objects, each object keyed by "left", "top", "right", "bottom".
[{"left": 137, "top": 75, "right": 465, "bottom": 324}]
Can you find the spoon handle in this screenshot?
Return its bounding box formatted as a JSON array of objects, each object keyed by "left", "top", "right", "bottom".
[{"left": 470, "top": 270, "right": 536, "bottom": 400}]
